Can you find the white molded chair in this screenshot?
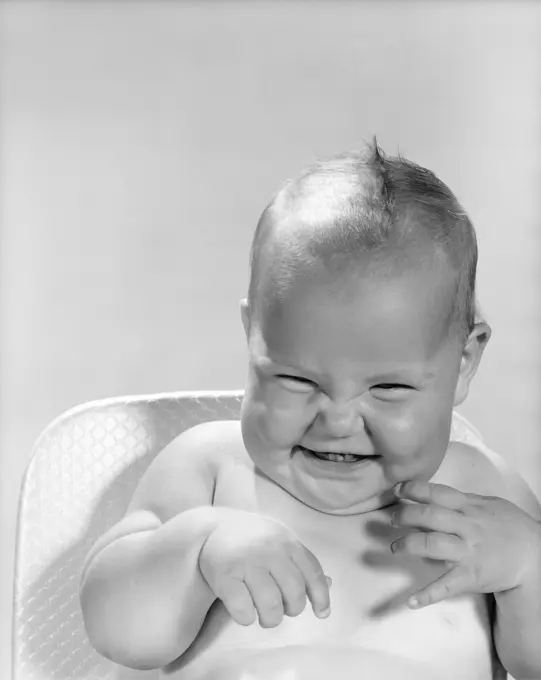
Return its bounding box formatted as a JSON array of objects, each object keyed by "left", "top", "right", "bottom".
[
  {"left": 12, "top": 390, "right": 243, "bottom": 680},
  {"left": 13, "top": 391, "right": 507, "bottom": 680}
]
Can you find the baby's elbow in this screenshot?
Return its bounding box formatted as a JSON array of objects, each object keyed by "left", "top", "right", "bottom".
[
  {"left": 80, "top": 594, "right": 184, "bottom": 670},
  {"left": 88, "top": 636, "right": 177, "bottom": 671},
  {"left": 79, "top": 570, "right": 183, "bottom": 669},
  {"left": 79, "top": 521, "right": 199, "bottom": 669},
  {"left": 90, "top": 634, "right": 181, "bottom": 671}
]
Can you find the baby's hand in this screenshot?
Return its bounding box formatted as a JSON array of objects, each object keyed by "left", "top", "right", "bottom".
[
  {"left": 199, "top": 510, "right": 331, "bottom": 628},
  {"left": 390, "top": 481, "right": 541, "bottom": 609}
]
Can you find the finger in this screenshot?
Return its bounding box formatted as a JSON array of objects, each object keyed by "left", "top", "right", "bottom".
[
  {"left": 269, "top": 562, "right": 307, "bottom": 617},
  {"left": 292, "top": 546, "right": 331, "bottom": 618},
  {"left": 218, "top": 577, "right": 257, "bottom": 626},
  {"left": 244, "top": 568, "right": 285, "bottom": 628},
  {"left": 395, "top": 481, "right": 468, "bottom": 511},
  {"left": 408, "top": 565, "right": 472, "bottom": 609},
  {"left": 392, "top": 503, "right": 467, "bottom": 538},
  {"left": 391, "top": 531, "right": 466, "bottom": 562}
]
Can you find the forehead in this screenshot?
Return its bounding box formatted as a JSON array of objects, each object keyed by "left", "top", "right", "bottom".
[{"left": 257, "top": 262, "right": 455, "bottom": 373}]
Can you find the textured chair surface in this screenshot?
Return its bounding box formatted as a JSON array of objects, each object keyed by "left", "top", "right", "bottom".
[
  {"left": 13, "top": 392, "right": 504, "bottom": 680},
  {"left": 13, "top": 390, "right": 243, "bottom": 680}
]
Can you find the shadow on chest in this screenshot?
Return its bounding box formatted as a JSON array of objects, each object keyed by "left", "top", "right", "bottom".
[
  {"left": 214, "top": 461, "right": 461, "bottom": 621},
  {"left": 167, "top": 464, "right": 493, "bottom": 679}
]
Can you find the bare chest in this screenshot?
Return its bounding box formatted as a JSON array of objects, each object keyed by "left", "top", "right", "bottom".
[{"left": 165, "top": 456, "right": 495, "bottom": 680}]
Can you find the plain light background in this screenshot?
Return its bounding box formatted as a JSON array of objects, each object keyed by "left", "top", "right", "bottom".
[{"left": 1, "top": 1, "right": 540, "bottom": 676}]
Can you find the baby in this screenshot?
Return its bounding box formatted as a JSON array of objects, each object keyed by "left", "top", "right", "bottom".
[{"left": 80, "top": 140, "right": 541, "bottom": 680}]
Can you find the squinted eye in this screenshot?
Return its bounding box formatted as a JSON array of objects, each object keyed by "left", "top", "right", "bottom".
[
  {"left": 276, "top": 375, "right": 316, "bottom": 391},
  {"left": 371, "top": 384, "right": 413, "bottom": 400}
]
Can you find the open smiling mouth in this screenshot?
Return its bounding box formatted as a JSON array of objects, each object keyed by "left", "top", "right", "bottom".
[{"left": 294, "top": 445, "right": 378, "bottom": 464}]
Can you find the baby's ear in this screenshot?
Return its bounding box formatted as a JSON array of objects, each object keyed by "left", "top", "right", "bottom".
[
  {"left": 240, "top": 298, "right": 250, "bottom": 338},
  {"left": 453, "top": 322, "right": 491, "bottom": 406}
]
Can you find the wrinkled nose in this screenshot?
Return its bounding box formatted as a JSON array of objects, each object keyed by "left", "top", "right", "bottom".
[{"left": 315, "top": 399, "right": 364, "bottom": 439}]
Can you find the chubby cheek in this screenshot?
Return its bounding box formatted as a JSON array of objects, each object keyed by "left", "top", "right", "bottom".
[
  {"left": 241, "top": 380, "right": 315, "bottom": 450},
  {"left": 378, "top": 407, "right": 451, "bottom": 476}
]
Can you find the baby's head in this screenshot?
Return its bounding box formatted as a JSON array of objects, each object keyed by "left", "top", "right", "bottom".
[{"left": 240, "top": 139, "right": 490, "bottom": 515}]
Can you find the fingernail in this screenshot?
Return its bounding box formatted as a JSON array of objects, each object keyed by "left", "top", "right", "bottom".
[
  {"left": 394, "top": 482, "right": 403, "bottom": 496},
  {"left": 325, "top": 575, "right": 333, "bottom": 587},
  {"left": 390, "top": 541, "right": 397, "bottom": 553},
  {"left": 408, "top": 597, "right": 420, "bottom": 609},
  {"left": 318, "top": 607, "right": 331, "bottom": 618}
]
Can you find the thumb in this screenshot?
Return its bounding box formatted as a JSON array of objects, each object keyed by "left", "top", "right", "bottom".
[{"left": 407, "top": 565, "right": 471, "bottom": 609}]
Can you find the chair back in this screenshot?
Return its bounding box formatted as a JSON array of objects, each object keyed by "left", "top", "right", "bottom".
[{"left": 13, "top": 391, "right": 243, "bottom": 680}]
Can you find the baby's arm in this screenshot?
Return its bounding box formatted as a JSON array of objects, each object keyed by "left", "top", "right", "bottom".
[
  {"left": 490, "top": 464, "right": 541, "bottom": 680},
  {"left": 79, "top": 420, "right": 233, "bottom": 670}
]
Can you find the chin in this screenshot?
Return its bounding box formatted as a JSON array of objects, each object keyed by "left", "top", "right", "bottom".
[{"left": 291, "top": 485, "right": 396, "bottom": 516}]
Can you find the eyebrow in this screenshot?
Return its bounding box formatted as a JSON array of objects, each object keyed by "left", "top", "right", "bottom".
[{"left": 267, "top": 356, "right": 315, "bottom": 374}]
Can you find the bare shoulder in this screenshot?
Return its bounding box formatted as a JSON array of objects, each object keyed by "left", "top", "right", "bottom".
[
  {"left": 443, "top": 440, "right": 541, "bottom": 520},
  {"left": 127, "top": 419, "right": 243, "bottom": 522},
  {"left": 82, "top": 419, "right": 244, "bottom": 574}
]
